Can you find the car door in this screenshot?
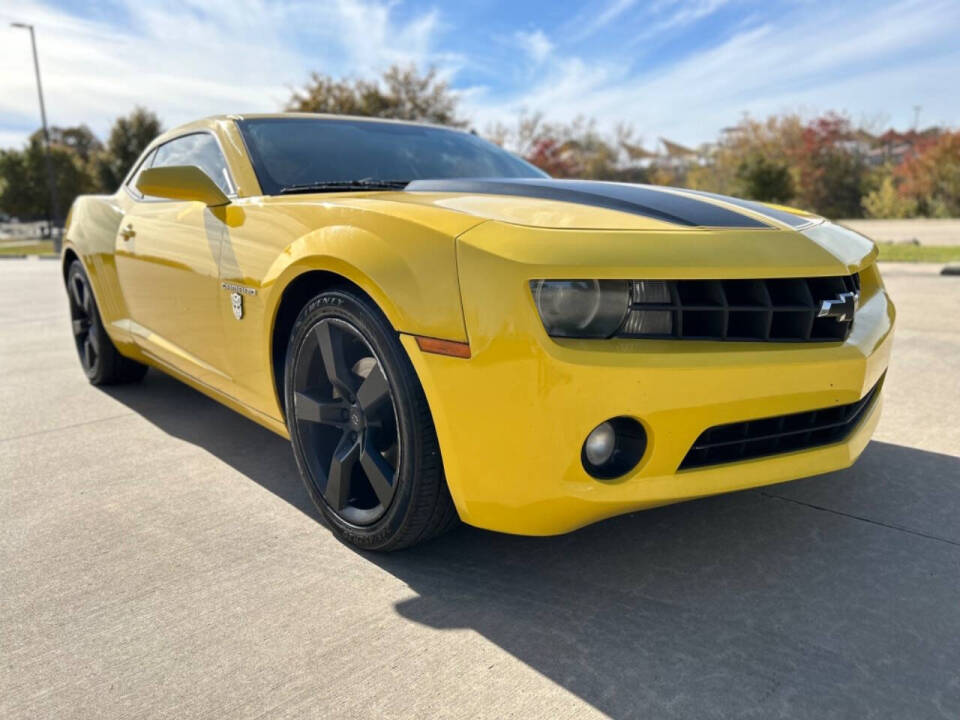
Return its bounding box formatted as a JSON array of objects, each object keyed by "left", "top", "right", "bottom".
[{"left": 115, "top": 132, "right": 236, "bottom": 392}]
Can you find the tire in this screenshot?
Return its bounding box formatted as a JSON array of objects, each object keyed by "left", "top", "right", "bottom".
[
  {"left": 66, "top": 259, "right": 148, "bottom": 386},
  {"left": 283, "top": 288, "right": 458, "bottom": 551}
]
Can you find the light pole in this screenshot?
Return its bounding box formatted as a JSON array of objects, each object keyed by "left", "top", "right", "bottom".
[{"left": 11, "top": 22, "right": 61, "bottom": 252}]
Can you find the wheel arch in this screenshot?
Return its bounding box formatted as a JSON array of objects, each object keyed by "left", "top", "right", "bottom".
[
  {"left": 268, "top": 267, "right": 390, "bottom": 417},
  {"left": 61, "top": 245, "right": 80, "bottom": 282}
]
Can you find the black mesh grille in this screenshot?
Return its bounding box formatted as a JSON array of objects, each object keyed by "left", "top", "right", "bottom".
[
  {"left": 680, "top": 377, "right": 883, "bottom": 470},
  {"left": 619, "top": 274, "right": 861, "bottom": 342}
]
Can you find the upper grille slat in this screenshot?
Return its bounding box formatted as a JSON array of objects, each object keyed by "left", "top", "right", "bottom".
[{"left": 619, "top": 274, "right": 859, "bottom": 343}]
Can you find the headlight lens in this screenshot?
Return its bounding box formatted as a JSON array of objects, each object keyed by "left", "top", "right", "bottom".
[{"left": 531, "top": 280, "right": 629, "bottom": 338}]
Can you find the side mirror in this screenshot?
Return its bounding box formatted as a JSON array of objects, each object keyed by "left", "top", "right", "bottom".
[{"left": 136, "top": 165, "right": 230, "bottom": 206}]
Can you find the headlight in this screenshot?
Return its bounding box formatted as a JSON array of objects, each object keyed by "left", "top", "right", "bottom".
[{"left": 530, "top": 280, "right": 629, "bottom": 338}]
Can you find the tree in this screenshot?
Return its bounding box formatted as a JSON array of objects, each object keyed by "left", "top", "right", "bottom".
[
  {"left": 93, "top": 107, "right": 163, "bottom": 192},
  {"left": 685, "top": 114, "right": 805, "bottom": 198},
  {"left": 36, "top": 125, "right": 102, "bottom": 163},
  {"left": 735, "top": 152, "right": 794, "bottom": 203},
  {"left": 287, "top": 65, "right": 465, "bottom": 127},
  {"left": 861, "top": 175, "right": 917, "bottom": 218},
  {"left": 0, "top": 135, "right": 96, "bottom": 220},
  {"left": 525, "top": 137, "right": 578, "bottom": 177},
  {"left": 490, "top": 112, "right": 628, "bottom": 179},
  {"left": 791, "top": 113, "right": 869, "bottom": 218},
  {"left": 895, "top": 131, "right": 960, "bottom": 217}
]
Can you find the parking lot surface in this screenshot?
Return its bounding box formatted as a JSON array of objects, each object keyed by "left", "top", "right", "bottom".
[{"left": 1, "top": 259, "right": 959, "bottom": 719}]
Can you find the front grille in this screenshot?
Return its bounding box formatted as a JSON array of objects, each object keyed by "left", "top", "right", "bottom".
[
  {"left": 619, "top": 274, "right": 861, "bottom": 342},
  {"left": 679, "top": 377, "right": 882, "bottom": 470}
]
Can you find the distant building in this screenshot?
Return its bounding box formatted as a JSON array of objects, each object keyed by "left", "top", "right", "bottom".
[{"left": 657, "top": 138, "right": 700, "bottom": 169}]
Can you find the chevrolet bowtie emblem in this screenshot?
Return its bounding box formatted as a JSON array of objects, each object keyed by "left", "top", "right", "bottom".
[{"left": 818, "top": 291, "right": 858, "bottom": 322}]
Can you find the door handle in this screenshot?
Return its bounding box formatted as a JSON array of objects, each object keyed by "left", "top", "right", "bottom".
[{"left": 120, "top": 224, "right": 136, "bottom": 241}]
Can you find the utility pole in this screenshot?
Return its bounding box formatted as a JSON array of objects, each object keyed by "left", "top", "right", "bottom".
[{"left": 11, "top": 22, "right": 61, "bottom": 252}]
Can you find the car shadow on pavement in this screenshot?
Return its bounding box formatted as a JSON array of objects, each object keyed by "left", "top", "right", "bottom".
[{"left": 104, "top": 371, "right": 960, "bottom": 719}]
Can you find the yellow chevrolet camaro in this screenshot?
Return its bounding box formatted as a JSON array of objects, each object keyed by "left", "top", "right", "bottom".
[{"left": 62, "top": 113, "right": 894, "bottom": 550}]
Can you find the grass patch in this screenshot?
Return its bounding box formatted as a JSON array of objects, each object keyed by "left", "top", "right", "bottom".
[
  {"left": 0, "top": 240, "right": 55, "bottom": 256},
  {"left": 877, "top": 242, "right": 960, "bottom": 263}
]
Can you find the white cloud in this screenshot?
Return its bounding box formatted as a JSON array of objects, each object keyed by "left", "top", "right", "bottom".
[
  {"left": 567, "top": 0, "right": 639, "bottom": 41},
  {"left": 0, "top": 0, "right": 447, "bottom": 147},
  {"left": 2, "top": 0, "right": 958, "bottom": 151},
  {"left": 515, "top": 29, "right": 553, "bottom": 64},
  {"left": 465, "top": 0, "right": 960, "bottom": 146},
  {"left": 639, "top": 0, "right": 733, "bottom": 37}
]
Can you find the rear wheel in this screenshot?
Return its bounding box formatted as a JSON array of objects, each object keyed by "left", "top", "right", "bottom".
[
  {"left": 283, "top": 289, "right": 457, "bottom": 551},
  {"left": 66, "top": 259, "right": 148, "bottom": 385}
]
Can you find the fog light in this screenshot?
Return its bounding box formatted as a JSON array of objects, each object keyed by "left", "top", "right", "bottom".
[
  {"left": 581, "top": 417, "right": 647, "bottom": 480},
  {"left": 584, "top": 422, "right": 616, "bottom": 466}
]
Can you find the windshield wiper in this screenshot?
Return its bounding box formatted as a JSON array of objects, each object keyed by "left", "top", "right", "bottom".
[{"left": 278, "top": 179, "right": 410, "bottom": 194}]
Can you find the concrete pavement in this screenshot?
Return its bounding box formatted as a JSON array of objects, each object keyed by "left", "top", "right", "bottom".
[
  {"left": 838, "top": 219, "right": 960, "bottom": 246},
  {"left": 1, "top": 259, "right": 959, "bottom": 719}
]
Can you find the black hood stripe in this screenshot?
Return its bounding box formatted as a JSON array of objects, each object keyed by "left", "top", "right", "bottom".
[
  {"left": 406, "top": 179, "right": 770, "bottom": 228},
  {"left": 677, "top": 189, "right": 815, "bottom": 228}
]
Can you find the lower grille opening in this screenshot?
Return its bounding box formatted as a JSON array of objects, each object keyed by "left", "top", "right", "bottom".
[{"left": 679, "top": 377, "right": 883, "bottom": 470}]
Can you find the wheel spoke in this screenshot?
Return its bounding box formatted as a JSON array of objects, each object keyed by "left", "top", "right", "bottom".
[
  {"left": 315, "top": 322, "right": 354, "bottom": 399},
  {"left": 72, "top": 319, "right": 89, "bottom": 336},
  {"left": 71, "top": 277, "right": 85, "bottom": 309},
  {"left": 325, "top": 432, "right": 360, "bottom": 510},
  {"left": 356, "top": 363, "right": 390, "bottom": 415},
  {"left": 86, "top": 327, "right": 100, "bottom": 352},
  {"left": 294, "top": 390, "right": 346, "bottom": 426},
  {"left": 83, "top": 338, "right": 95, "bottom": 368},
  {"left": 360, "top": 440, "right": 396, "bottom": 506},
  {"left": 82, "top": 290, "right": 93, "bottom": 316}
]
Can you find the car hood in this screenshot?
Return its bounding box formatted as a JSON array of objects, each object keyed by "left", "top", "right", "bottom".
[
  {"left": 388, "top": 178, "right": 822, "bottom": 232},
  {"left": 384, "top": 179, "right": 877, "bottom": 274}
]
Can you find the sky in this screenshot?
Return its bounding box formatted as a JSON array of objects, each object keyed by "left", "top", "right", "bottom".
[{"left": 1, "top": 0, "right": 959, "bottom": 151}]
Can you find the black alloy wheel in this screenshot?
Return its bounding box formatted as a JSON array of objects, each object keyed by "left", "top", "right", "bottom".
[
  {"left": 68, "top": 265, "right": 100, "bottom": 375},
  {"left": 291, "top": 317, "right": 400, "bottom": 525},
  {"left": 284, "top": 289, "right": 458, "bottom": 550},
  {"left": 66, "top": 259, "right": 148, "bottom": 385}
]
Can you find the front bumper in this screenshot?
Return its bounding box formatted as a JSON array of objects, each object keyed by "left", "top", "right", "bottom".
[{"left": 402, "top": 226, "right": 895, "bottom": 536}]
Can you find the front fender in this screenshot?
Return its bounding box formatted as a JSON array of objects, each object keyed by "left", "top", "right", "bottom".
[
  {"left": 260, "top": 222, "right": 467, "bottom": 343},
  {"left": 213, "top": 198, "right": 478, "bottom": 422}
]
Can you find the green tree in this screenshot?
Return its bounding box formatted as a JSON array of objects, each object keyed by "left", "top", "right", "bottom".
[
  {"left": 41, "top": 125, "right": 102, "bottom": 163},
  {"left": 0, "top": 135, "right": 96, "bottom": 220},
  {"left": 683, "top": 114, "right": 805, "bottom": 199},
  {"left": 287, "top": 65, "right": 465, "bottom": 127},
  {"left": 93, "top": 107, "right": 163, "bottom": 192},
  {"left": 862, "top": 175, "right": 917, "bottom": 218},
  {"left": 735, "top": 152, "right": 794, "bottom": 203}
]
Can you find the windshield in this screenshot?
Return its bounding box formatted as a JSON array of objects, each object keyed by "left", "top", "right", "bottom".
[{"left": 236, "top": 117, "right": 547, "bottom": 195}]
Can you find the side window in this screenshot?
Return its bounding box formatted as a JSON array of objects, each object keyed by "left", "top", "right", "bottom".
[
  {"left": 126, "top": 149, "right": 156, "bottom": 199},
  {"left": 151, "top": 133, "right": 234, "bottom": 195}
]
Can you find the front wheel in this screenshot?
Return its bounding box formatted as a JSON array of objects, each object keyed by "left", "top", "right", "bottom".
[
  {"left": 283, "top": 289, "right": 458, "bottom": 551},
  {"left": 66, "top": 259, "right": 148, "bottom": 385}
]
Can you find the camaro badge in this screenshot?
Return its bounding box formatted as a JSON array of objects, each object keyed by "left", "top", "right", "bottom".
[{"left": 221, "top": 282, "right": 256, "bottom": 321}]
